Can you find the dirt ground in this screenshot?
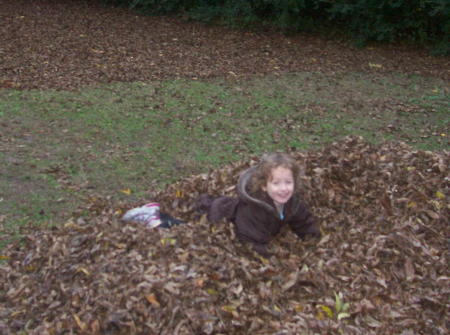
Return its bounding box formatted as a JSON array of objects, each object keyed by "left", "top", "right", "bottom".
[{"left": 1, "top": 0, "right": 449, "bottom": 91}]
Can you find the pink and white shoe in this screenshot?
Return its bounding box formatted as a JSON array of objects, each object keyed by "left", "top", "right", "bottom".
[{"left": 122, "top": 202, "right": 162, "bottom": 228}]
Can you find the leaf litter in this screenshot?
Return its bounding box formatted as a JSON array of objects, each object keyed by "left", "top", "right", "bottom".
[
  {"left": 1, "top": 0, "right": 449, "bottom": 90},
  {"left": 1, "top": 137, "right": 449, "bottom": 334}
]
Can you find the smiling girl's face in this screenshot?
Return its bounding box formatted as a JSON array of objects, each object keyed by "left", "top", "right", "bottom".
[{"left": 262, "top": 166, "right": 294, "bottom": 206}]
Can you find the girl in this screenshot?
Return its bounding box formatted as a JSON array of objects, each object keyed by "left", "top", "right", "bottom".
[{"left": 198, "top": 152, "right": 320, "bottom": 257}]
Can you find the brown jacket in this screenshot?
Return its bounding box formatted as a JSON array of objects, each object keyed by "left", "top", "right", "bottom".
[{"left": 204, "top": 166, "right": 320, "bottom": 252}]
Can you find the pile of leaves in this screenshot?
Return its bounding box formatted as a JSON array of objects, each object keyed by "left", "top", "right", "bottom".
[{"left": 1, "top": 137, "right": 448, "bottom": 334}]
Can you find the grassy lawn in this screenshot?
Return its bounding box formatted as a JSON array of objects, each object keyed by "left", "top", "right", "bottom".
[{"left": 0, "top": 72, "right": 448, "bottom": 247}]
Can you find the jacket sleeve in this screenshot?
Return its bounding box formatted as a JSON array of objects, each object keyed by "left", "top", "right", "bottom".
[
  {"left": 234, "top": 202, "right": 274, "bottom": 245},
  {"left": 288, "top": 203, "right": 321, "bottom": 239},
  {"left": 207, "top": 196, "right": 239, "bottom": 223}
]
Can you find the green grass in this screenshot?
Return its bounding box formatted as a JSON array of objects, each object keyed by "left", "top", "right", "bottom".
[{"left": 0, "top": 72, "right": 448, "bottom": 247}]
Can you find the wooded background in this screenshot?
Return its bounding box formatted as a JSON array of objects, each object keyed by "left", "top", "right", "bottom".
[{"left": 106, "top": 0, "right": 450, "bottom": 55}]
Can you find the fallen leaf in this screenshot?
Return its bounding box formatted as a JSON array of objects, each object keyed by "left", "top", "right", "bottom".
[
  {"left": 424, "top": 210, "right": 439, "bottom": 220},
  {"left": 73, "top": 314, "right": 86, "bottom": 331},
  {"left": 145, "top": 293, "right": 161, "bottom": 307},
  {"left": 404, "top": 258, "right": 415, "bottom": 280},
  {"left": 160, "top": 238, "right": 177, "bottom": 246},
  {"left": 407, "top": 201, "right": 417, "bottom": 208},
  {"left": 365, "top": 316, "right": 383, "bottom": 328},
  {"left": 337, "top": 312, "right": 351, "bottom": 320},
  {"left": 317, "top": 305, "right": 333, "bottom": 318},
  {"left": 317, "top": 234, "right": 330, "bottom": 246},
  {"left": 435, "top": 191, "right": 445, "bottom": 199},
  {"left": 369, "top": 62, "right": 383, "bottom": 68},
  {"left": 121, "top": 188, "right": 132, "bottom": 195},
  {"left": 77, "top": 267, "right": 90, "bottom": 276},
  {"left": 206, "top": 288, "right": 218, "bottom": 295},
  {"left": 223, "top": 305, "right": 240, "bottom": 318},
  {"left": 195, "top": 278, "right": 206, "bottom": 287},
  {"left": 282, "top": 270, "right": 299, "bottom": 292}
]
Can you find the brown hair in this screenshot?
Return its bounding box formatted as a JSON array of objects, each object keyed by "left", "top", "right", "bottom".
[{"left": 249, "top": 152, "right": 300, "bottom": 194}]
